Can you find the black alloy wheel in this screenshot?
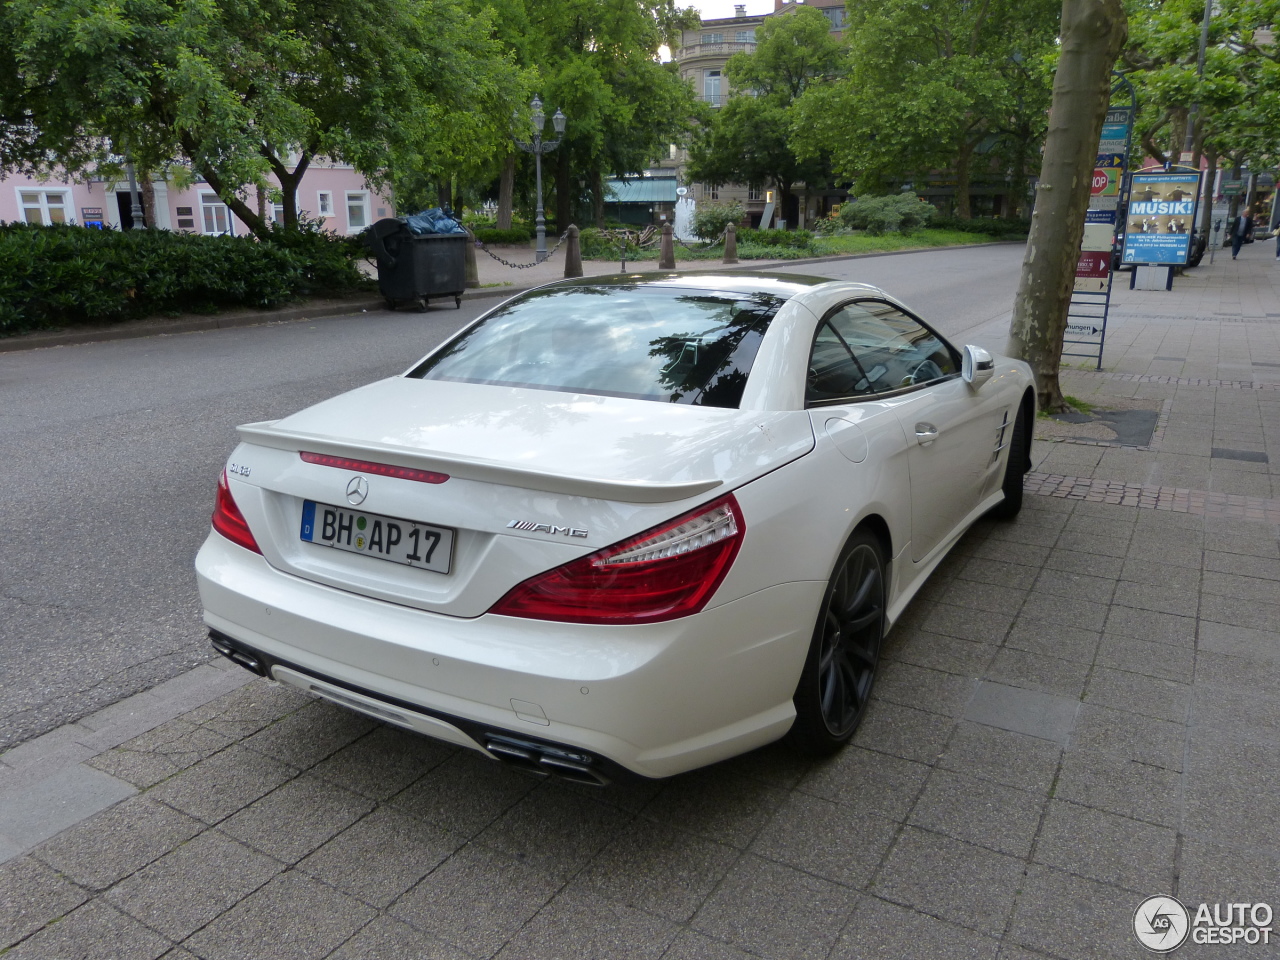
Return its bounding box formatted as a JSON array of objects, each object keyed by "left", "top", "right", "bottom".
[{"left": 787, "top": 530, "right": 885, "bottom": 754}]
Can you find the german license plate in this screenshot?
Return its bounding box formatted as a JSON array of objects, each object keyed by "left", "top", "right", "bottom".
[{"left": 301, "top": 501, "right": 454, "bottom": 574}]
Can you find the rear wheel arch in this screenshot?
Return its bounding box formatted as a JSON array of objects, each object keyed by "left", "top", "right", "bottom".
[{"left": 854, "top": 513, "right": 892, "bottom": 565}]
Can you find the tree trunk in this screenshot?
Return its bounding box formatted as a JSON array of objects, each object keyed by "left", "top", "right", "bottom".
[
  {"left": 954, "top": 140, "right": 975, "bottom": 219},
  {"left": 141, "top": 177, "right": 157, "bottom": 228},
  {"left": 438, "top": 179, "right": 453, "bottom": 215},
  {"left": 593, "top": 168, "right": 606, "bottom": 228},
  {"left": 197, "top": 162, "right": 268, "bottom": 238},
  {"left": 1005, "top": 0, "right": 1127, "bottom": 413},
  {"left": 1008, "top": 147, "right": 1029, "bottom": 220},
  {"left": 554, "top": 148, "right": 572, "bottom": 236},
  {"left": 1168, "top": 106, "right": 1188, "bottom": 163},
  {"left": 496, "top": 154, "right": 516, "bottom": 230},
  {"left": 263, "top": 148, "right": 311, "bottom": 230},
  {"left": 1197, "top": 146, "right": 1217, "bottom": 241}
]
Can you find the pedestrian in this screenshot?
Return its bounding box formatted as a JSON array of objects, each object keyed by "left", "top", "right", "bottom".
[{"left": 1231, "top": 206, "right": 1253, "bottom": 259}]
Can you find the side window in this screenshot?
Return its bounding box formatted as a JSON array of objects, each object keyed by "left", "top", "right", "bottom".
[
  {"left": 808, "top": 301, "right": 958, "bottom": 403},
  {"left": 806, "top": 320, "right": 876, "bottom": 404}
]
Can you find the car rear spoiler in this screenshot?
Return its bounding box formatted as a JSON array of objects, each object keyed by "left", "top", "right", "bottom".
[{"left": 236, "top": 421, "right": 722, "bottom": 504}]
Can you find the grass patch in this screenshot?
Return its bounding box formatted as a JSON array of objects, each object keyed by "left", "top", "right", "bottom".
[
  {"left": 1062, "top": 395, "right": 1095, "bottom": 414},
  {"left": 583, "top": 227, "right": 1015, "bottom": 264},
  {"left": 811, "top": 229, "right": 1008, "bottom": 255}
]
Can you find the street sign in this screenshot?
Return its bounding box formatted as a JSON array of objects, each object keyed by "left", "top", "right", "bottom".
[
  {"left": 1066, "top": 323, "right": 1102, "bottom": 336},
  {"left": 1222, "top": 180, "right": 1244, "bottom": 196},
  {"left": 1091, "top": 167, "right": 1122, "bottom": 197}
]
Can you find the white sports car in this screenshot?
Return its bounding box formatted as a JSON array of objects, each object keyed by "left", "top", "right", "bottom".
[{"left": 196, "top": 273, "right": 1035, "bottom": 783}]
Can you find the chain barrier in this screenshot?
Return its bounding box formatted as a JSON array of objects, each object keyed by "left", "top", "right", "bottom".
[
  {"left": 475, "top": 229, "right": 570, "bottom": 269},
  {"left": 473, "top": 224, "right": 729, "bottom": 272},
  {"left": 596, "top": 225, "right": 728, "bottom": 253}
]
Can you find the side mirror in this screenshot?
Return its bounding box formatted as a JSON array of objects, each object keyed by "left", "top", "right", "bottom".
[{"left": 962, "top": 344, "right": 994, "bottom": 389}]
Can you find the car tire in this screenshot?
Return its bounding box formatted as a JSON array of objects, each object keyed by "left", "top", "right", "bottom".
[
  {"left": 989, "top": 402, "right": 1029, "bottom": 520},
  {"left": 786, "top": 529, "right": 885, "bottom": 755}
]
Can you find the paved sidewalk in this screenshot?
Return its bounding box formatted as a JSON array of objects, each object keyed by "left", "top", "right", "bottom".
[{"left": 3, "top": 247, "right": 1279, "bottom": 960}]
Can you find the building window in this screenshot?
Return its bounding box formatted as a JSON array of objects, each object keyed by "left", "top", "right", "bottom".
[
  {"left": 317, "top": 191, "right": 333, "bottom": 217},
  {"left": 701, "top": 32, "right": 723, "bottom": 43},
  {"left": 19, "top": 189, "right": 69, "bottom": 225},
  {"left": 704, "top": 71, "right": 722, "bottom": 106},
  {"left": 346, "top": 191, "right": 369, "bottom": 232},
  {"left": 704, "top": 185, "right": 719, "bottom": 201},
  {"left": 735, "top": 29, "right": 755, "bottom": 43},
  {"left": 823, "top": 6, "right": 845, "bottom": 29},
  {"left": 200, "top": 192, "right": 233, "bottom": 236},
  {"left": 748, "top": 185, "right": 763, "bottom": 201},
  {"left": 271, "top": 202, "right": 285, "bottom": 224}
]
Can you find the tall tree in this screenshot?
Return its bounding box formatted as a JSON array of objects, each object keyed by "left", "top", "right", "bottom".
[
  {"left": 528, "top": 0, "right": 701, "bottom": 232},
  {"left": 1006, "top": 0, "right": 1127, "bottom": 412},
  {"left": 685, "top": 5, "right": 846, "bottom": 225},
  {"left": 1, "top": 0, "right": 521, "bottom": 236},
  {"left": 790, "top": 0, "right": 1059, "bottom": 217},
  {"left": 1123, "top": 0, "right": 1280, "bottom": 233}
]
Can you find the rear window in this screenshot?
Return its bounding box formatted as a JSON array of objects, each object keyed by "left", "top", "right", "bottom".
[{"left": 409, "top": 285, "right": 784, "bottom": 407}]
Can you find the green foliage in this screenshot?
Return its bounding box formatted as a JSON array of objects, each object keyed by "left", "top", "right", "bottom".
[
  {"left": 691, "top": 201, "right": 745, "bottom": 240},
  {"left": 839, "top": 195, "right": 936, "bottom": 235},
  {"left": 1123, "top": 0, "right": 1280, "bottom": 172},
  {"left": 686, "top": 6, "right": 847, "bottom": 210},
  {"left": 790, "top": 0, "right": 1059, "bottom": 217},
  {"left": 577, "top": 227, "right": 645, "bottom": 259},
  {"left": 0, "top": 224, "right": 370, "bottom": 337},
  {"left": 736, "top": 228, "right": 814, "bottom": 249},
  {"left": 928, "top": 216, "right": 1030, "bottom": 238},
  {"left": 0, "top": 0, "right": 524, "bottom": 237},
  {"left": 473, "top": 226, "right": 533, "bottom": 244},
  {"left": 482, "top": 0, "right": 703, "bottom": 230}
]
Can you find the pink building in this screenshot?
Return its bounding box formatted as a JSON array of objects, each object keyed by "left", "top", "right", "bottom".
[{"left": 1, "top": 161, "right": 394, "bottom": 235}]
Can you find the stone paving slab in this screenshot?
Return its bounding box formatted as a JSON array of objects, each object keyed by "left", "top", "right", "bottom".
[{"left": 2, "top": 250, "right": 1280, "bottom": 959}]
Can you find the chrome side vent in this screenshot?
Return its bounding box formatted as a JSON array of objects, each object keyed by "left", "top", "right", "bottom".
[{"left": 992, "top": 409, "right": 1012, "bottom": 464}]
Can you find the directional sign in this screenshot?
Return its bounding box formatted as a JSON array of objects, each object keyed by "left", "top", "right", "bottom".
[{"left": 1066, "top": 323, "right": 1102, "bottom": 336}]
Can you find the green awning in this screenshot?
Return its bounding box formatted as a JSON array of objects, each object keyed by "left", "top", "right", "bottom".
[{"left": 605, "top": 179, "right": 678, "bottom": 203}]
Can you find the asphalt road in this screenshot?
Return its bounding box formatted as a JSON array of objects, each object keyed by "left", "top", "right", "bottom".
[{"left": 0, "top": 243, "right": 1025, "bottom": 750}]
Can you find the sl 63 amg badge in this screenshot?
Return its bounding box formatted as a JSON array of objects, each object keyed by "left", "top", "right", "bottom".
[{"left": 507, "top": 520, "right": 589, "bottom": 538}]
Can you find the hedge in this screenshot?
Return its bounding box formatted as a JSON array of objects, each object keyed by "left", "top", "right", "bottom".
[
  {"left": 0, "top": 223, "right": 371, "bottom": 337},
  {"left": 736, "top": 227, "right": 814, "bottom": 249},
  {"left": 929, "top": 216, "right": 1030, "bottom": 237},
  {"left": 472, "top": 226, "right": 533, "bottom": 244}
]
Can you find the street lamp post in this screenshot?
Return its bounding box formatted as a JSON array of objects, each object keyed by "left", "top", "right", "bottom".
[{"left": 513, "top": 96, "right": 567, "bottom": 262}]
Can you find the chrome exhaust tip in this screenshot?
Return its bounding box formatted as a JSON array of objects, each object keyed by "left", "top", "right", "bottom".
[
  {"left": 483, "top": 734, "right": 610, "bottom": 786},
  {"left": 210, "top": 632, "right": 267, "bottom": 676}
]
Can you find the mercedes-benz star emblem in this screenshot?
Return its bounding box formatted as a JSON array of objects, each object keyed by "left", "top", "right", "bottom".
[{"left": 345, "top": 476, "right": 369, "bottom": 506}]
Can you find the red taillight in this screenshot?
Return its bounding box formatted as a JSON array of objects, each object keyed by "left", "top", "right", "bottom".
[
  {"left": 299, "top": 451, "right": 448, "bottom": 485},
  {"left": 212, "top": 471, "right": 262, "bottom": 554},
  {"left": 490, "top": 494, "right": 744, "bottom": 625}
]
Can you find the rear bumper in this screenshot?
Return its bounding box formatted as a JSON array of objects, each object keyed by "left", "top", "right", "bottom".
[{"left": 196, "top": 531, "right": 824, "bottom": 778}]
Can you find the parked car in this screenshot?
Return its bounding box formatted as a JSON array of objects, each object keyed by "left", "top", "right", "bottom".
[{"left": 196, "top": 273, "right": 1036, "bottom": 782}]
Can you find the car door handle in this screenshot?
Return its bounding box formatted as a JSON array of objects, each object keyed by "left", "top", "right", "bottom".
[{"left": 915, "top": 422, "right": 939, "bottom": 445}]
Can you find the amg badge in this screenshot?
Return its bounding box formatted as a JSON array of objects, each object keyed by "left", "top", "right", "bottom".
[{"left": 507, "top": 520, "right": 589, "bottom": 538}]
